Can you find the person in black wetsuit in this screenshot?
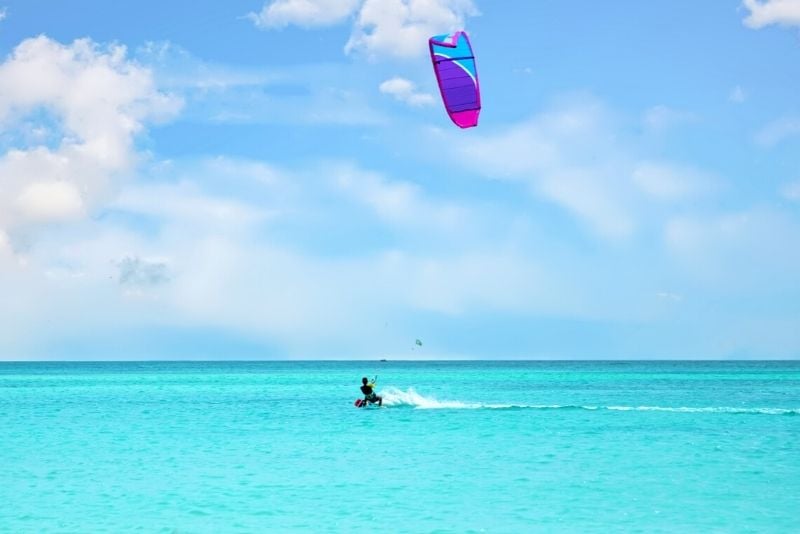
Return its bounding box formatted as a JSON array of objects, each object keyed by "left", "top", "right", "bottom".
[{"left": 360, "top": 376, "right": 382, "bottom": 407}]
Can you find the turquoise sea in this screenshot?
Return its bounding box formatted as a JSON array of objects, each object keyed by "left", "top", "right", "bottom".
[{"left": 1, "top": 361, "right": 799, "bottom": 532}]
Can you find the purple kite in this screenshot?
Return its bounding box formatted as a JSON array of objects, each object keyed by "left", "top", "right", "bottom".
[{"left": 428, "top": 31, "right": 481, "bottom": 129}]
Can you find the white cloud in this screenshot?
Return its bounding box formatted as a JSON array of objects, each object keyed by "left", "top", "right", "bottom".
[
  {"left": 0, "top": 36, "right": 181, "bottom": 242},
  {"left": 379, "top": 77, "right": 435, "bottom": 106},
  {"left": 755, "top": 116, "right": 800, "bottom": 146},
  {"left": 247, "top": 0, "right": 360, "bottom": 28},
  {"left": 15, "top": 181, "right": 85, "bottom": 222},
  {"left": 729, "top": 86, "right": 747, "bottom": 103},
  {"left": 0, "top": 153, "right": 605, "bottom": 358},
  {"left": 4, "top": 151, "right": 799, "bottom": 359},
  {"left": 249, "top": 0, "right": 479, "bottom": 60},
  {"left": 346, "top": 0, "right": 478, "bottom": 59},
  {"left": 742, "top": 0, "right": 800, "bottom": 29},
  {"left": 0, "top": 7, "right": 7, "bottom": 22}
]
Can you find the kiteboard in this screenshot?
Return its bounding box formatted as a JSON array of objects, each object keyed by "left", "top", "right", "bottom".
[{"left": 354, "top": 399, "right": 381, "bottom": 408}]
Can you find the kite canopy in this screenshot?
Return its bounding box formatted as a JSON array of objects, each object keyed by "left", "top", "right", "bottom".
[{"left": 428, "top": 31, "right": 481, "bottom": 128}]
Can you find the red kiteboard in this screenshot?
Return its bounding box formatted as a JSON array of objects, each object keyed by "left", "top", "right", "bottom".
[{"left": 354, "top": 399, "right": 364, "bottom": 408}]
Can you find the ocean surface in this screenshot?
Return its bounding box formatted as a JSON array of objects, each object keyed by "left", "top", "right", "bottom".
[{"left": 1, "top": 361, "right": 799, "bottom": 532}]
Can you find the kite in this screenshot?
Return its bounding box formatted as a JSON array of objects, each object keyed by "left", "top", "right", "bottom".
[{"left": 428, "top": 31, "right": 481, "bottom": 129}]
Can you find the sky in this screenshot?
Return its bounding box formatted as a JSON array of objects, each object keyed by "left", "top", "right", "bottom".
[{"left": 0, "top": 0, "right": 799, "bottom": 360}]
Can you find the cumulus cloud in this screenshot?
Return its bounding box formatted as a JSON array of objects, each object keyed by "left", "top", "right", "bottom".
[
  {"left": 249, "top": 0, "right": 479, "bottom": 59},
  {"left": 742, "top": 0, "right": 800, "bottom": 29},
  {"left": 379, "top": 77, "right": 435, "bottom": 106},
  {"left": 247, "top": 0, "right": 360, "bottom": 28},
  {"left": 755, "top": 116, "right": 800, "bottom": 146},
  {"left": 15, "top": 180, "right": 85, "bottom": 222},
  {"left": 0, "top": 36, "right": 181, "bottom": 245},
  {"left": 346, "top": 0, "right": 478, "bottom": 58}
]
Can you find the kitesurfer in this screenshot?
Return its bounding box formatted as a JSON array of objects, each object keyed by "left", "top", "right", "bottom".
[{"left": 360, "top": 376, "right": 382, "bottom": 407}]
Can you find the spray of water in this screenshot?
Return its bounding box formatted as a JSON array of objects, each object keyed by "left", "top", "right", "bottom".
[{"left": 377, "top": 387, "right": 799, "bottom": 415}]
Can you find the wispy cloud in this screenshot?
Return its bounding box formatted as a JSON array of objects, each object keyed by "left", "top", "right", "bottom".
[
  {"left": 742, "top": 0, "right": 800, "bottom": 29},
  {"left": 755, "top": 115, "right": 800, "bottom": 146},
  {"left": 632, "top": 162, "right": 717, "bottom": 201},
  {"left": 440, "top": 96, "right": 717, "bottom": 239},
  {"left": 443, "top": 98, "right": 634, "bottom": 238},
  {"left": 329, "top": 163, "right": 466, "bottom": 232},
  {"left": 138, "top": 42, "right": 388, "bottom": 126},
  {"left": 379, "top": 77, "right": 435, "bottom": 106},
  {"left": 665, "top": 208, "right": 800, "bottom": 290},
  {"left": 0, "top": 7, "right": 7, "bottom": 22}
]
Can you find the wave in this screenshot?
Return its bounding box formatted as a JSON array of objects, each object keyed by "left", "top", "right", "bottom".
[{"left": 378, "top": 388, "right": 799, "bottom": 415}]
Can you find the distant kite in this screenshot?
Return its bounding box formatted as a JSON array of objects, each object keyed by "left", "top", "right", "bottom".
[{"left": 428, "top": 31, "right": 481, "bottom": 128}]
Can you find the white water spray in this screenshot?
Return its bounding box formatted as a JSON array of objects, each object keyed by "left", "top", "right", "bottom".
[{"left": 376, "top": 388, "right": 799, "bottom": 415}]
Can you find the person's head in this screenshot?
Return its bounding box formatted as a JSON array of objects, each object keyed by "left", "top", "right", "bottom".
[{"left": 362, "top": 377, "right": 368, "bottom": 384}]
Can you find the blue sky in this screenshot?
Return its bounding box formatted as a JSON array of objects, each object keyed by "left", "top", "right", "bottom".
[{"left": 0, "top": 0, "right": 799, "bottom": 360}]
